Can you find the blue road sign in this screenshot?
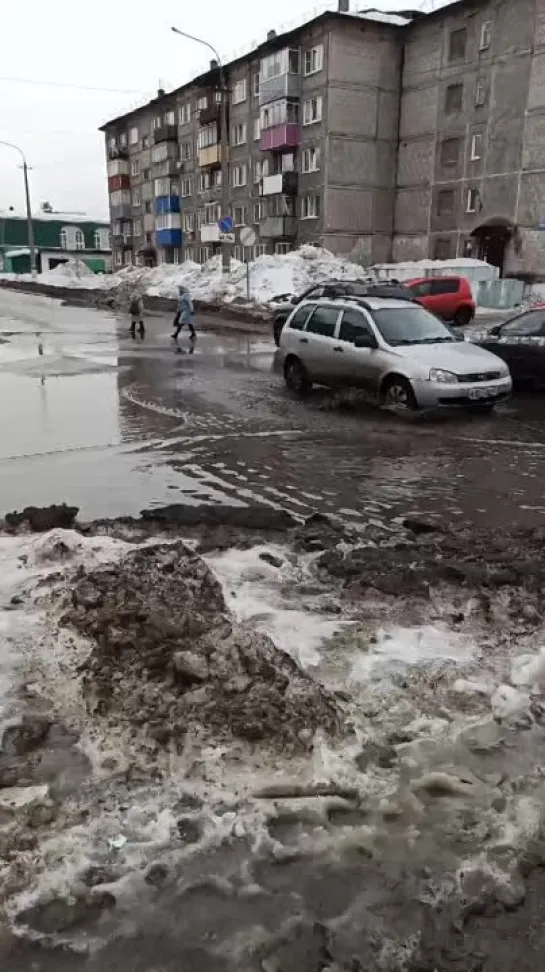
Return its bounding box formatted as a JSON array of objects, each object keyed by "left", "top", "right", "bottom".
[{"left": 218, "top": 215, "right": 234, "bottom": 233}]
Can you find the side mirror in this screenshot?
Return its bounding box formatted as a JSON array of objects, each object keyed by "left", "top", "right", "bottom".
[
  {"left": 354, "top": 333, "right": 378, "bottom": 350},
  {"left": 489, "top": 325, "right": 501, "bottom": 337},
  {"left": 290, "top": 295, "right": 299, "bottom": 305}
]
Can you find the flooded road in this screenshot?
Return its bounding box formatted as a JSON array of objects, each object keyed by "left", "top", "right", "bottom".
[
  {"left": 1, "top": 290, "right": 545, "bottom": 527},
  {"left": 2, "top": 291, "right": 545, "bottom": 971}
]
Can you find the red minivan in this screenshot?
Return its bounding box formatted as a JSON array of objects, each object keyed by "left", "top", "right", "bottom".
[{"left": 405, "top": 276, "right": 476, "bottom": 327}]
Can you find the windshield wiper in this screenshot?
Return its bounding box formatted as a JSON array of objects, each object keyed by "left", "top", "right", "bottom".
[{"left": 417, "top": 337, "right": 454, "bottom": 344}]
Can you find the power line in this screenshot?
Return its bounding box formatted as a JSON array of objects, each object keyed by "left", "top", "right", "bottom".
[{"left": 0, "top": 75, "right": 149, "bottom": 96}]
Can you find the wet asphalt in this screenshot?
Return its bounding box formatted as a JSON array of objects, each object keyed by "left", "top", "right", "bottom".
[{"left": 0, "top": 290, "right": 544, "bottom": 532}]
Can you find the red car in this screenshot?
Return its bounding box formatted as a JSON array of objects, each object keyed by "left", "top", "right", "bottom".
[{"left": 404, "top": 275, "right": 476, "bottom": 327}]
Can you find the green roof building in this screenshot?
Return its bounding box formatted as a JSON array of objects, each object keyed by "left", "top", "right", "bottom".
[{"left": 0, "top": 213, "right": 111, "bottom": 275}]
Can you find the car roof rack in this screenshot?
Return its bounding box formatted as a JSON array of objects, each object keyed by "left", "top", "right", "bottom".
[{"left": 339, "top": 287, "right": 415, "bottom": 305}]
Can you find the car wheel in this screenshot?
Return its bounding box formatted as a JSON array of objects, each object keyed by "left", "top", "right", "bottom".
[
  {"left": 454, "top": 307, "right": 473, "bottom": 327},
  {"left": 284, "top": 356, "right": 312, "bottom": 395},
  {"left": 273, "top": 319, "right": 284, "bottom": 347},
  {"left": 382, "top": 375, "right": 418, "bottom": 411}
]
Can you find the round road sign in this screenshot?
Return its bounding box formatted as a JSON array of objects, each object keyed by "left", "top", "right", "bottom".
[{"left": 239, "top": 225, "right": 257, "bottom": 248}]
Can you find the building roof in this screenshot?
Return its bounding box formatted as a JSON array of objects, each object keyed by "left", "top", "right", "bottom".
[
  {"left": 99, "top": 7, "right": 417, "bottom": 132},
  {"left": 0, "top": 210, "right": 109, "bottom": 226}
]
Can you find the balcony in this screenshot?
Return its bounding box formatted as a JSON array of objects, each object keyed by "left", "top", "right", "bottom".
[
  {"left": 151, "top": 160, "right": 180, "bottom": 179},
  {"left": 260, "top": 171, "right": 298, "bottom": 196},
  {"left": 156, "top": 228, "right": 182, "bottom": 248},
  {"left": 155, "top": 195, "right": 181, "bottom": 215},
  {"left": 108, "top": 145, "right": 129, "bottom": 161},
  {"left": 153, "top": 124, "right": 178, "bottom": 144},
  {"left": 199, "top": 103, "right": 221, "bottom": 125},
  {"left": 200, "top": 224, "right": 220, "bottom": 243},
  {"left": 259, "top": 73, "right": 300, "bottom": 107},
  {"left": 111, "top": 204, "right": 132, "bottom": 220},
  {"left": 108, "top": 173, "right": 130, "bottom": 192},
  {"left": 198, "top": 144, "right": 221, "bottom": 168},
  {"left": 112, "top": 234, "right": 132, "bottom": 248},
  {"left": 260, "top": 124, "right": 300, "bottom": 153},
  {"left": 259, "top": 216, "right": 297, "bottom": 239}
]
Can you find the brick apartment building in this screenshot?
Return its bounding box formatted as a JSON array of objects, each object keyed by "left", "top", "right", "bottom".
[{"left": 101, "top": 0, "right": 545, "bottom": 279}]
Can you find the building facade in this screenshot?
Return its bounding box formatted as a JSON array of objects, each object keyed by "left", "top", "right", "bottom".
[
  {"left": 101, "top": 0, "right": 545, "bottom": 279},
  {"left": 0, "top": 214, "right": 111, "bottom": 274}
]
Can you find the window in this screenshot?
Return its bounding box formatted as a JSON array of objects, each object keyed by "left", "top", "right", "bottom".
[
  {"left": 93, "top": 229, "right": 108, "bottom": 250},
  {"left": 433, "top": 238, "right": 453, "bottom": 260},
  {"left": 260, "top": 99, "right": 299, "bottom": 130},
  {"left": 440, "top": 137, "right": 460, "bottom": 166},
  {"left": 164, "top": 110, "right": 175, "bottom": 125},
  {"left": 303, "top": 96, "right": 323, "bottom": 125},
  {"left": 306, "top": 305, "right": 340, "bottom": 338},
  {"left": 304, "top": 45, "right": 324, "bottom": 76},
  {"left": 143, "top": 167, "right": 151, "bottom": 181},
  {"left": 301, "top": 194, "right": 320, "bottom": 219},
  {"left": 430, "top": 278, "right": 458, "bottom": 295},
  {"left": 254, "top": 158, "right": 269, "bottom": 182},
  {"left": 232, "top": 80, "right": 247, "bottom": 104},
  {"left": 479, "top": 20, "right": 492, "bottom": 50},
  {"left": 232, "top": 163, "right": 247, "bottom": 187},
  {"left": 142, "top": 134, "right": 150, "bottom": 149},
  {"left": 132, "top": 188, "right": 141, "bottom": 206},
  {"left": 131, "top": 159, "right": 140, "bottom": 177},
  {"left": 470, "top": 133, "right": 483, "bottom": 160},
  {"left": 254, "top": 243, "right": 267, "bottom": 258},
  {"left": 253, "top": 117, "right": 261, "bottom": 140},
  {"left": 145, "top": 200, "right": 152, "bottom": 214},
  {"left": 252, "top": 72, "right": 260, "bottom": 98},
  {"left": 437, "top": 189, "right": 455, "bottom": 216},
  {"left": 282, "top": 153, "right": 295, "bottom": 172},
  {"left": 466, "top": 187, "right": 479, "bottom": 212},
  {"left": 182, "top": 212, "right": 195, "bottom": 232},
  {"left": 500, "top": 311, "right": 545, "bottom": 337},
  {"left": 204, "top": 203, "right": 221, "bottom": 223},
  {"left": 114, "top": 250, "right": 123, "bottom": 266},
  {"left": 124, "top": 250, "right": 132, "bottom": 266},
  {"left": 196, "top": 95, "right": 207, "bottom": 111},
  {"left": 213, "top": 169, "right": 222, "bottom": 187},
  {"left": 129, "top": 126, "right": 139, "bottom": 145},
  {"left": 179, "top": 103, "right": 191, "bottom": 125},
  {"left": 181, "top": 177, "right": 192, "bottom": 197},
  {"left": 302, "top": 147, "right": 320, "bottom": 173},
  {"left": 288, "top": 304, "right": 315, "bottom": 331},
  {"left": 181, "top": 141, "right": 192, "bottom": 161},
  {"left": 153, "top": 116, "right": 162, "bottom": 129},
  {"left": 445, "top": 83, "right": 463, "bottom": 115},
  {"left": 59, "top": 228, "right": 67, "bottom": 250},
  {"left": 339, "top": 308, "right": 373, "bottom": 344},
  {"left": 407, "top": 280, "right": 432, "bottom": 298},
  {"left": 197, "top": 124, "right": 218, "bottom": 149},
  {"left": 231, "top": 122, "right": 247, "bottom": 146},
  {"left": 475, "top": 78, "right": 486, "bottom": 106},
  {"left": 260, "top": 48, "right": 299, "bottom": 82},
  {"left": 119, "top": 132, "right": 127, "bottom": 146},
  {"left": 198, "top": 171, "right": 211, "bottom": 192},
  {"left": 449, "top": 27, "right": 467, "bottom": 61},
  {"left": 253, "top": 200, "right": 266, "bottom": 222},
  {"left": 275, "top": 243, "right": 292, "bottom": 255},
  {"left": 233, "top": 205, "right": 246, "bottom": 226},
  {"left": 199, "top": 246, "right": 211, "bottom": 262},
  {"left": 134, "top": 219, "right": 142, "bottom": 236},
  {"left": 74, "top": 229, "right": 84, "bottom": 250},
  {"left": 184, "top": 248, "right": 194, "bottom": 262}
]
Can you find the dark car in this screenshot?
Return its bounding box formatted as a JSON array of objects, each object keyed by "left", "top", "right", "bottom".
[
  {"left": 271, "top": 280, "right": 412, "bottom": 346},
  {"left": 475, "top": 306, "right": 545, "bottom": 388}
]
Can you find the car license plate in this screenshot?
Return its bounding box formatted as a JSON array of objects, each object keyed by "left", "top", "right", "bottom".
[{"left": 469, "top": 385, "right": 502, "bottom": 400}]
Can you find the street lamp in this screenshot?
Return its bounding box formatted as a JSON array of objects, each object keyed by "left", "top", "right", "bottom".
[
  {"left": 171, "top": 26, "right": 230, "bottom": 275},
  {"left": 0, "top": 140, "right": 37, "bottom": 279}
]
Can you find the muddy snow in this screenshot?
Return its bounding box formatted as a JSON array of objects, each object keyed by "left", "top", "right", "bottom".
[{"left": 1, "top": 505, "right": 545, "bottom": 969}]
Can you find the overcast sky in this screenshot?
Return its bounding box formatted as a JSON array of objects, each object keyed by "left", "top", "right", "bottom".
[{"left": 0, "top": 0, "right": 440, "bottom": 220}]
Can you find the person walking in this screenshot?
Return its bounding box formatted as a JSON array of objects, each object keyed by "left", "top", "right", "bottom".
[
  {"left": 129, "top": 292, "right": 145, "bottom": 337},
  {"left": 172, "top": 285, "right": 196, "bottom": 343}
]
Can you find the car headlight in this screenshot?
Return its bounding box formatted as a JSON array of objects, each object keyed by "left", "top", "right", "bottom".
[
  {"left": 499, "top": 363, "right": 510, "bottom": 377},
  {"left": 429, "top": 368, "right": 458, "bottom": 384}
]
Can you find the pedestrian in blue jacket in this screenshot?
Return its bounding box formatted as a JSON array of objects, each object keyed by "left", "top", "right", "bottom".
[{"left": 172, "top": 285, "right": 196, "bottom": 342}]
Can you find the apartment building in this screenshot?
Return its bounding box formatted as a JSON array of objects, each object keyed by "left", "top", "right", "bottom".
[{"left": 101, "top": 0, "right": 545, "bottom": 278}]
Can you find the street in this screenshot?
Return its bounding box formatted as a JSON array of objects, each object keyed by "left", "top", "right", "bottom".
[
  {"left": 0, "top": 291, "right": 544, "bottom": 529},
  {"left": 2, "top": 290, "right": 545, "bottom": 971}
]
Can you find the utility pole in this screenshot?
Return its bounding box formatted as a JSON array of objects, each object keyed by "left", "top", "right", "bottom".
[
  {"left": 0, "top": 140, "right": 37, "bottom": 279},
  {"left": 171, "top": 27, "right": 230, "bottom": 274}
]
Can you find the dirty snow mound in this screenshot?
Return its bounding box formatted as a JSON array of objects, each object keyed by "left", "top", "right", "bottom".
[{"left": 60, "top": 541, "right": 338, "bottom": 749}]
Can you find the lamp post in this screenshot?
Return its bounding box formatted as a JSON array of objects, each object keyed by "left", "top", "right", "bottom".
[
  {"left": 0, "top": 140, "right": 37, "bottom": 279},
  {"left": 171, "top": 26, "right": 230, "bottom": 274}
]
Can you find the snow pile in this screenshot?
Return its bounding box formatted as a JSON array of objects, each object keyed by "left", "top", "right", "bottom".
[
  {"left": 37, "top": 260, "right": 99, "bottom": 286},
  {"left": 373, "top": 257, "right": 498, "bottom": 287}
]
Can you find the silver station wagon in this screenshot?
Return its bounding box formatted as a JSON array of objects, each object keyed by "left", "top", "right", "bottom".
[{"left": 280, "top": 296, "right": 512, "bottom": 410}]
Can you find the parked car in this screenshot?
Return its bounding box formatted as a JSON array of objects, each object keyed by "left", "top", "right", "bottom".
[
  {"left": 404, "top": 276, "right": 476, "bottom": 327},
  {"left": 271, "top": 280, "right": 412, "bottom": 346},
  {"left": 280, "top": 295, "right": 511, "bottom": 410},
  {"left": 473, "top": 306, "right": 545, "bottom": 389}
]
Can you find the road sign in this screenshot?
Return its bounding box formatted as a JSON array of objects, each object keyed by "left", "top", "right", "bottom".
[
  {"left": 218, "top": 215, "right": 234, "bottom": 233},
  {"left": 239, "top": 225, "right": 256, "bottom": 248},
  {"left": 219, "top": 231, "right": 235, "bottom": 244}
]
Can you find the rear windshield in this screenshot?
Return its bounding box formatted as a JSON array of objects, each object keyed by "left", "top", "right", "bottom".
[{"left": 371, "top": 306, "right": 456, "bottom": 346}]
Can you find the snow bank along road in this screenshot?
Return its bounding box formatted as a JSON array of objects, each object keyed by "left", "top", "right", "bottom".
[{"left": 2, "top": 291, "right": 545, "bottom": 970}]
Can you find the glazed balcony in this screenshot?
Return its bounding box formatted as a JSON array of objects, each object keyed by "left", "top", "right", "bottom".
[
  {"left": 198, "top": 144, "right": 222, "bottom": 168},
  {"left": 110, "top": 203, "right": 132, "bottom": 220},
  {"left": 259, "top": 216, "right": 297, "bottom": 238},
  {"left": 108, "top": 145, "right": 129, "bottom": 161},
  {"left": 112, "top": 233, "right": 132, "bottom": 248},
  {"left": 108, "top": 173, "right": 130, "bottom": 192},
  {"left": 260, "top": 171, "right": 298, "bottom": 196},
  {"left": 259, "top": 123, "right": 299, "bottom": 152},
  {"left": 199, "top": 102, "right": 221, "bottom": 125}
]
